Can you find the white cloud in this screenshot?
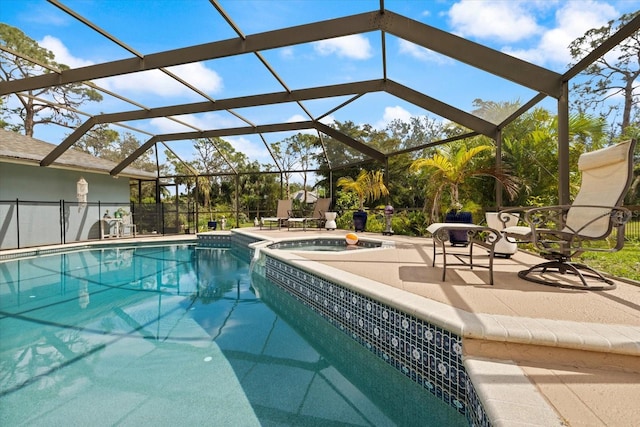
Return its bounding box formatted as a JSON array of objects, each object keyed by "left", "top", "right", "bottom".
[
  {"left": 148, "top": 112, "right": 236, "bottom": 133},
  {"left": 39, "top": 36, "right": 223, "bottom": 99},
  {"left": 166, "top": 63, "right": 223, "bottom": 93},
  {"left": 373, "top": 105, "right": 412, "bottom": 130},
  {"left": 503, "top": 1, "right": 619, "bottom": 65},
  {"left": 39, "top": 35, "right": 93, "bottom": 68},
  {"left": 280, "top": 47, "right": 294, "bottom": 59},
  {"left": 149, "top": 116, "right": 199, "bottom": 133},
  {"left": 398, "top": 39, "right": 452, "bottom": 64},
  {"left": 314, "top": 34, "right": 373, "bottom": 60},
  {"left": 285, "top": 114, "right": 315, "bottom": 135},
  {"left": 286, "top": 114, "right": 308, "bottom": 123},
  {"left": 97, "top": 63, "right": 222, "bottom": 98},
  {"left": 319, "top": 114, "right": 336, "bottom": 126},
  {"left": 226, "top": 136, "right": 272, "bottom": 162},
  {"left": 384, "top": 105, "right": 413, "bottom": 123},
  {"left": 448, "top": 0, "right": 542, "bottom": 42}
]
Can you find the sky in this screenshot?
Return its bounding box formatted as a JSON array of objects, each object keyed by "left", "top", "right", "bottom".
[{"left": 2, "top": 0, "right": 639, "bottom": 173}]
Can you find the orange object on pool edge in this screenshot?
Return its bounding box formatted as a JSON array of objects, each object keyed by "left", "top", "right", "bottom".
[{"left": 345, "top": 233, "right": 359, "bottom": 245}]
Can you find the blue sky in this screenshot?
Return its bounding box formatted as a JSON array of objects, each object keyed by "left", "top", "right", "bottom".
[{"left": 2, "top": 0, "right": 639, "bottom": 171}]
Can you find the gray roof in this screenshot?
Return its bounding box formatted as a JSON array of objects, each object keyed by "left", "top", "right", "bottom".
[{"left": 0, "top": 129, "right": 156, "bottom": 180}]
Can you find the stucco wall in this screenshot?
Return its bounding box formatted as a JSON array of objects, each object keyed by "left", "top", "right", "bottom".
[
  {"left": 0, "top": 163, "right": 133, "bottom": 249},
  {"left": 0, "top": 162, "right": 130, "bottom": 202}
]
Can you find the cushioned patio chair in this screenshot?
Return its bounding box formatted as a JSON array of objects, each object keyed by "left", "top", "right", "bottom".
[
  {"left": 261, "top": 199, "right": 292, "bottom": 230},
  {"left": 287, "top": 198, "right": 332, "bottom": 230},
  {"left": 501, "top": 139, "right": 636, "bottom": 290}
]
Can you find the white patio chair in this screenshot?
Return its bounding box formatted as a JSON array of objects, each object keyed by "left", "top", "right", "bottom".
[{"left": 120, "top": 214, "right": 137, "bottom": 237}]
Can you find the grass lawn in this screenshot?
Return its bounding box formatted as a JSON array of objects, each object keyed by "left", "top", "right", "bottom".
[{"left": 578, "top": 241, "right": 640, "bottom": 282}]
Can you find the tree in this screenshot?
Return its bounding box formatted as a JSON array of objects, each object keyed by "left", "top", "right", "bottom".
[
  {"left": 192, "top": 137, "right": 231, "bottom": 214},
  {"left": 384, "top": 117, "right": 447, "bottom": 209},
  {"left": 0, "top": 97, "right": 9, "bottom": 129},
  {"left": 270, "top": 140, "right": 296, "bottom": 199},
  {"left": 336, "top": 170, "right": 389, "bottom": 211},
  {"left": 76, "top": 125, "right": 156, "bottom": 171},
  {"left": 568, "top": 11, "right": 640, "bottom": 136},
  {"left": 286, "top": 133, "right": 320, "bottom": 204},
  {"left": 500, "top": 109, "right": 608, "bottom": 206},
  {"left": 76, "top": 124, "right": 119, "bottom": 158},
  {"left": 410, "top": 143, "right": 519, "bottom": 221},
  {"left": 0, "top": 23, "right": 102, "bottom": 136}
]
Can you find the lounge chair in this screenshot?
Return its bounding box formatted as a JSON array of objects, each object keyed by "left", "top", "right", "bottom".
[
  {"left": 501, "top": 139, "right": 636, "bottom": 290},
  {"left": 287, "top": 198, "right": 332, "bottom": 230},
  {"left": 261, "top": 199, "right": 292, "bottom": 230}
]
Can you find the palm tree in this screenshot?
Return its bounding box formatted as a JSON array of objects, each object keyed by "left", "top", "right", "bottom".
[
  {"left": 501, "top": 110, "right": 609, "bottom": 206},
  {"left": 336, "top": 169, "right": 389, "bottom": 211},
  {"left": 410, "top": 144, "right": 519, "bottom": 221}
]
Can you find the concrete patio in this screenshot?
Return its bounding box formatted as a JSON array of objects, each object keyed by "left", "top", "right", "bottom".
[{"left": 242, "top": 227, "right": 640, "bottom": 426}]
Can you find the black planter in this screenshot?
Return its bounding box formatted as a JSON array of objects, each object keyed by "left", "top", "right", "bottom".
[
  {"left": 444, "top": 210, "right": 473, "bottom": 246},
  {"left": 207, "top": 221, "right": 217, "bottom": 230},
  {"left": 353, "top": 211, "right": 368, "bottom": 232}
]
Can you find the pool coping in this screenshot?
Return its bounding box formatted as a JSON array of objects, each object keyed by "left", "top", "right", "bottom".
[
  {"left": 240, "top": 230, "right": 638, "bottom": 426},
  {"left": 245, "top": 232, "right": 640, "bottom": 358}
]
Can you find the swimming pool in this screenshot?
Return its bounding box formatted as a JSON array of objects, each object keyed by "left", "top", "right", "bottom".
[{"left": 0, "top": 243, "right": 466, "bottom": 426}]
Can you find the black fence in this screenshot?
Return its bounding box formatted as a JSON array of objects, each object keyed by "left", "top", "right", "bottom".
[
  {"left": 1, "top": 199, "right": 639, "bottom": 250},
  {"left": 0, "top": 200, "right": 240, "bottom": 250}
]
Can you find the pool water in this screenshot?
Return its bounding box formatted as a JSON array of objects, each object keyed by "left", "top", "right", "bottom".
[
  {"left": 0, "top": 244, "right": 466, "bottom": 426},
  {"left": 267, "top": 238, "right": 384, "bottom": 252}
]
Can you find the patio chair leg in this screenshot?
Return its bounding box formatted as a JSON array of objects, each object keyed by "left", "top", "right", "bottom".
[{"left": 517, "top": 260, "right": 615, "bottom": 290}]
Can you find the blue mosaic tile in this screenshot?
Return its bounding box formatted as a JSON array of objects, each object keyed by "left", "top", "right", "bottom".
[
  {"left": 197, "top": 233, "right": 233, "bottom": 247},
  {"left": 263, "top": 254, "right": 487, "bottom": 423},
  {"left": 268, "top": 238, "right": 381, "bottom": 250}
]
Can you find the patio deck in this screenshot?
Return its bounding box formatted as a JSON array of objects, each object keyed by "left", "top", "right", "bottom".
[
  {"left": 3, "top": 229, "right": 639, "bottom": 426},
  {"left": 245, "top": 227, "right": 640, "bottom": 426}
]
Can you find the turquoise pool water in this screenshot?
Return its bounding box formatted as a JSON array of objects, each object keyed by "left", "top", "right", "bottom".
[
  {"left": 0, "top": 244, "right": 466, "bottom": 426},
  {"left": 267, "top": 237, "right": 382, "bottom": 252}
]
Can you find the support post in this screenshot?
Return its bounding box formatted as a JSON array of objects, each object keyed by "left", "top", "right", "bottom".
[
  {"left": 235, "top": 174, "right": 240, "bottom": 228},
  {"left": 495, "top": 130, "right": 503, "bottom": 209},
  {"left": 558, "top": 81, "right": 570, "bottom": 205}
]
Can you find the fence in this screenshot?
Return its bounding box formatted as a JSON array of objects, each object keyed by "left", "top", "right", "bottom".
[{"left": 1, "top": 199, "right": 639, "bottom": 250}]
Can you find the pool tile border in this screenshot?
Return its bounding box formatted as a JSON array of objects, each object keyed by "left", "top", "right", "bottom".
[{"left": 263, "top": 254, "right": 477, "bottom": 420}]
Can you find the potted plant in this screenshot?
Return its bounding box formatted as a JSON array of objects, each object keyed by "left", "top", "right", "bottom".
[
  {"left": 337, "top": 170, "right": 389, "bottom": 232},
  {"left": 444, "top": 202, "right": 473, "bottom": 246},
  {"left": 114, "top": 207, "right": 127, "bottom": 218}
]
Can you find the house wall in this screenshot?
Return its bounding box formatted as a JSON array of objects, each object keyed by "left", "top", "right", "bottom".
[
  {"left": 0, "top": 163, "right": 132, "bottom": 249},
  {"left": 0, "top": 162, "right": 129, "bottom": 202}
]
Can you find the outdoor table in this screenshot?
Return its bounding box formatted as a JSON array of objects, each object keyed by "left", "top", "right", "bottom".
[
  {"left": 426, "top": 223, "right": 501, "bottom": 285},
  {"left": 100, "top": 218, "right": 123, "bottom": 239}
]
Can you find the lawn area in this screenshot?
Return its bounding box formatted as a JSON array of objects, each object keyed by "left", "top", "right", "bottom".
[{"left": 578, "top": 241, "right": 640, "bottom": 282}]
